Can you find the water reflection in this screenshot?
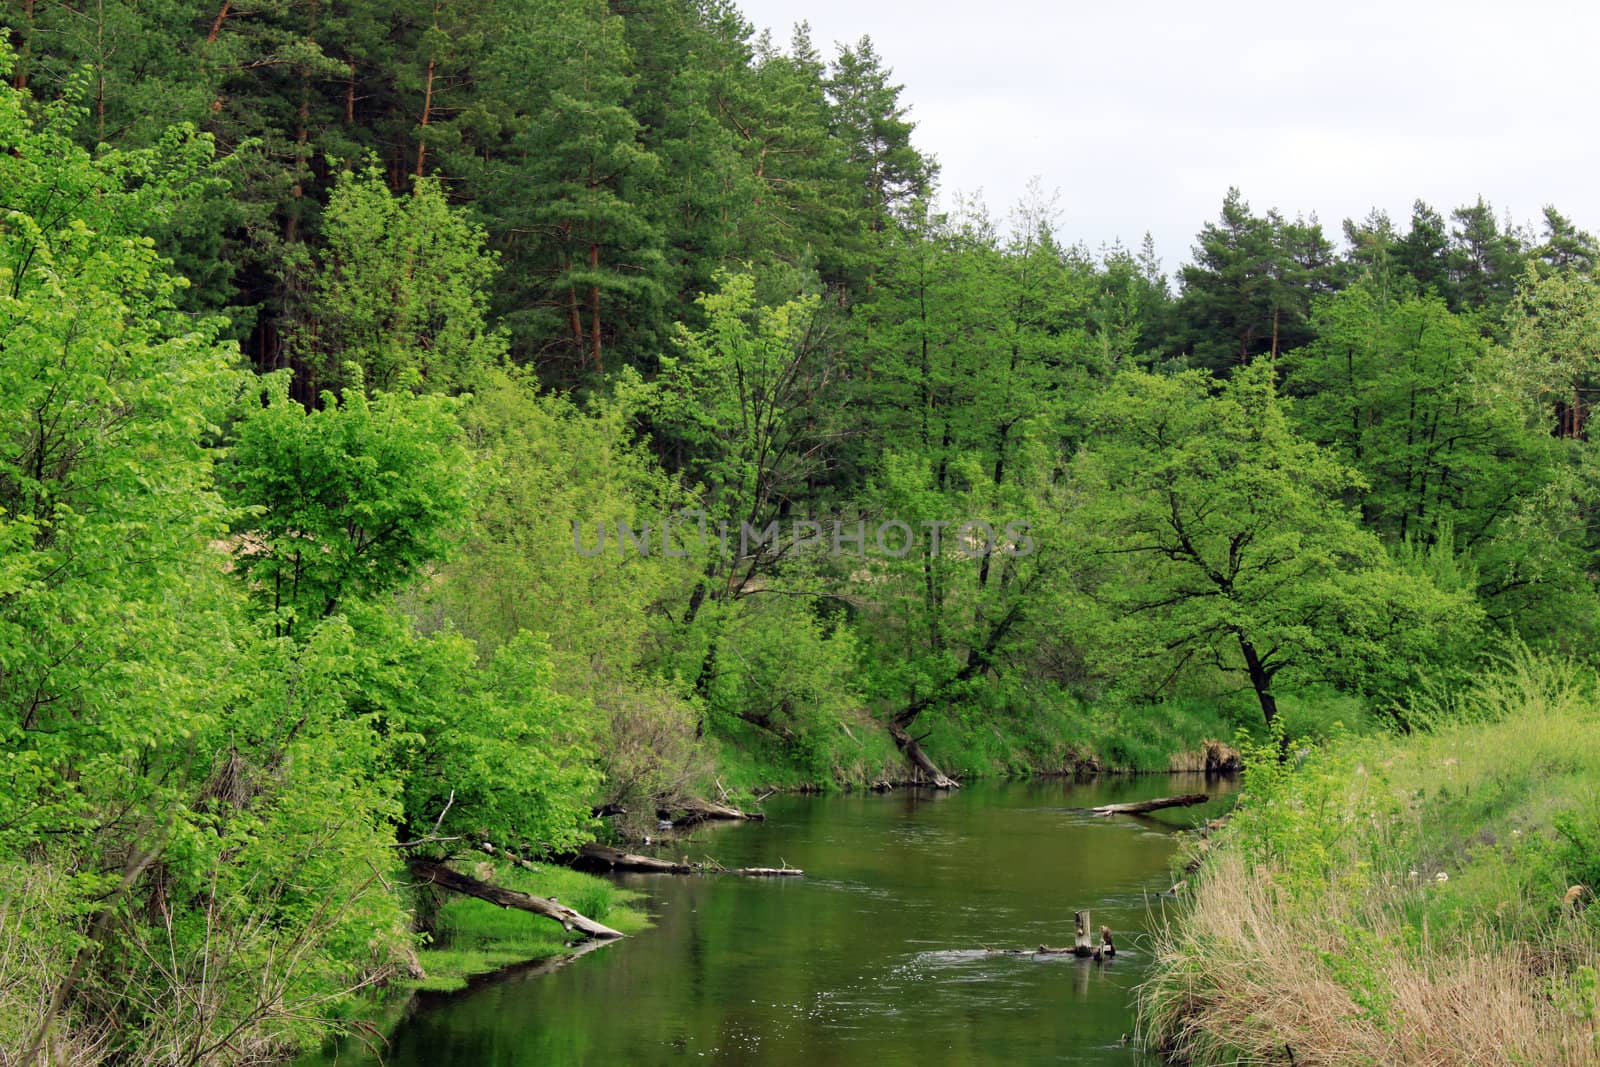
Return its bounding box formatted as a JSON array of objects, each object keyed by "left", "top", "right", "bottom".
[{"left": 307, "top": 775, "right": 1235, "bottom": 1067}]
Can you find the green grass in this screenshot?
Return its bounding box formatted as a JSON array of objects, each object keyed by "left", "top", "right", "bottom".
[{"left": 410, "top": 865, "right": 649, "bottom": 993}]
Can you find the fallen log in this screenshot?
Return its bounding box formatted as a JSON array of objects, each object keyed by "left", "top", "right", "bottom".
[
  {"left": 888, "top": 721, "right": 960, "bottom": 789},
  {"left": 576, "top": 843, "right": 692, "bottom": 874},
  {"left": 572, "top": 842, "right": 802, "bottom": 878},
  {"left": 1091, "top": 792, "right": 1208, "bottom": 816},
  {"left": 657, "top": 797, "right": 766, "bottom": 828},
  {"left": 409, "top": 858, "right": 623, "bottom": 940},
  {"left": 980, "top": 918, "right": 1115, "bottom": 961}
]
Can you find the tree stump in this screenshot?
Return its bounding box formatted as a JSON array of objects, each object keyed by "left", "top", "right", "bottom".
[{"left": 1074, "top": 910, "right": 1094, "bottom": 957}]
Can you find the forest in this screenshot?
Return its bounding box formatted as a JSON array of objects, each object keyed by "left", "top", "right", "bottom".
[{"left": 5, "top": 0, "right": 1600, "bottom": 1062}]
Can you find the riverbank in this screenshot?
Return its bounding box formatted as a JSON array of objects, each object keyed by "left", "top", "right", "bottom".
[
  {"left": 707, "top": 685, "right": 1362, "bottom": 796},
  {"left": 1140, "top": 654, "right": 1600, "bottom": 1065}
]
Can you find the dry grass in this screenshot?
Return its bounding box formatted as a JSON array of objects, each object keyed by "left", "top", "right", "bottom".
[
  {"left": 1141, "top": 651, "right": 1600, "bottom": 1066},
  {"left": 1143, "top": 852, "right": 1599, "bottom": 1066}
]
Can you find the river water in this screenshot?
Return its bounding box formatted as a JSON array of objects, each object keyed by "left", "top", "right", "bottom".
[{"left": 313, "top": 775, "right": 1234, "bottom": 1066}]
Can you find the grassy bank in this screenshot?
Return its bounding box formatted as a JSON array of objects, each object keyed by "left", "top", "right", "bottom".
[
  {"left": 409, "top": 865, "right": 649, "bottom": 993},
  {"left": 1140, "top": 653, "right": 1600, "bottom": 1065}
]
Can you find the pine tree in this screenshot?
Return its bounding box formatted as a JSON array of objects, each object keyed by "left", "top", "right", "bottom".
[
  {"left": 1177, "top": 190, "right": 1340, "bottom": 371},
  {"left": 1534, "top": 206, "right": 1599, "bottom": 275},
  {"left": 1394, "top": 200, "right": 1453, "bottom": 300},
  {"left": 1176, "top": 188, "right": 1280, "bottom": 369},
  {"left": 1448, "top": 197, "right": 1526, "bottom": 316},
  {"left": 827, "top": 37, "right": 935, "bottom": 230},
  {"left": 478, "top": 0, "right": 667, "bottom": 378}
]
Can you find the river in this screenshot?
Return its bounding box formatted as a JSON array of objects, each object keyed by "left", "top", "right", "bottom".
[{"left": 310, "top": 775, "right": 1235, "bottom": 1066}]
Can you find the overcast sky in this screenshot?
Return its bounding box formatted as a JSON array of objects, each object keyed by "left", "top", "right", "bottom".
[{"left": 735, "top": 0, "right": 1599, "bottom": 273}]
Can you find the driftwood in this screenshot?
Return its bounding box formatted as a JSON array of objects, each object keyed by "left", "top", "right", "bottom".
[
  {"left": 409, "top": 858, "right": 624, "bottom": 940},
  {"left": 657, "top": 797, "right": 767, "bottom": 828},
  {"left": 1092, "top": 792, "right": 1208, "bottom": 816},
  {"left": 864, "top": 775, "right": 960, "bottom": 793},
  {"left": 982, "top": 914, "right": 1116, "bottom": 961},
  {"left": 573, "top": 842, "right": 801, "bottom": 878}
]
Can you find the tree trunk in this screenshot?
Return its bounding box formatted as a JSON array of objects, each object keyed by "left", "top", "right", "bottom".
[
  {"left": 285, "top": 76, "right": 311, "bottom": 243},
  {"left": 93, "top": 0, "right": 106, "bottom": 141},
  {"left": 882, "top": 602, "right": 1022, "bottom": 790},
  {"left": 575, "top": 843, "right": 693, "bottom": 874},
  {"left": 1237, "top": 635, "right": 1278, "bottom": 729},
  {"left": 1091, "top": 793, "right": 1208, "bottom": 816},
  {"left": 567, "top": 280, "right": 585, "bottom": 370},
  {"left": 588, "top": 242, "right": 603, "bottom": 374},
  {"left": 979, "top": 917, "right": 1114, "bottom": 960},
  {"left": 572, "top": 843, "right": 800, "bottom": 877},
  {"left": 408, "top": 858, "right": 623, "bottom": 940},
  {"left": 205, "top": 0, "right": 231, "bottom": 44},
  {"left": 476, "top": 840, "right": 539, "bottom": 872},
  {"left": 1073, "top": 910, "right": 1094, "bottom": 957},
  {"left": 414, "top": 54, "right": 435, "bottom": 177},
  {"left": 888, "top": 720, "right": 959, "bottom": 789},
  {"left": 11, "top": 0, "right": 36, "bottom": 90}
]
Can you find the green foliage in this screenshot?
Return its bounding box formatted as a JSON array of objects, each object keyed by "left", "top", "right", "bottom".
[
  {"left": 343, "top": 614, "right": 601, "bottom": 854},
  {"left": 0, "top": 71, "right": 421, "bottom": 1062},
  {"left": 303, "top": 168, "right": 506, "bottom": 395},
  {"left": 826, "top": 35, "right": 936, "bottom": 247},
  {"left": 647, "top": 272, "right": 837, "bottom": 534},
  {"left": 1284, "top": 281, "right": 1598, "bottom": 647},
  {"left": 223, "top": 377, "right": 473, "bottom": 633},
  {"left": 1075, "top": 360, "right": 1481, "bottom": 725},
  {"left": 700, "top": 593, "right": 865, "bottom": 781},
  {"left": 414, "top": 366, "right": 689, "bottom": 662},
  {"left": 473, "top": 0, "right": 668, "bottom": 373},
  {"left": 17, "top": 7, "right": 1600, "bottom": 1061},
  {"left": 402, "top": 366, "right": 704, "bottom": 811},
  {"left": 0, "top": 47, "right": 243, "bottom": 835}
]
